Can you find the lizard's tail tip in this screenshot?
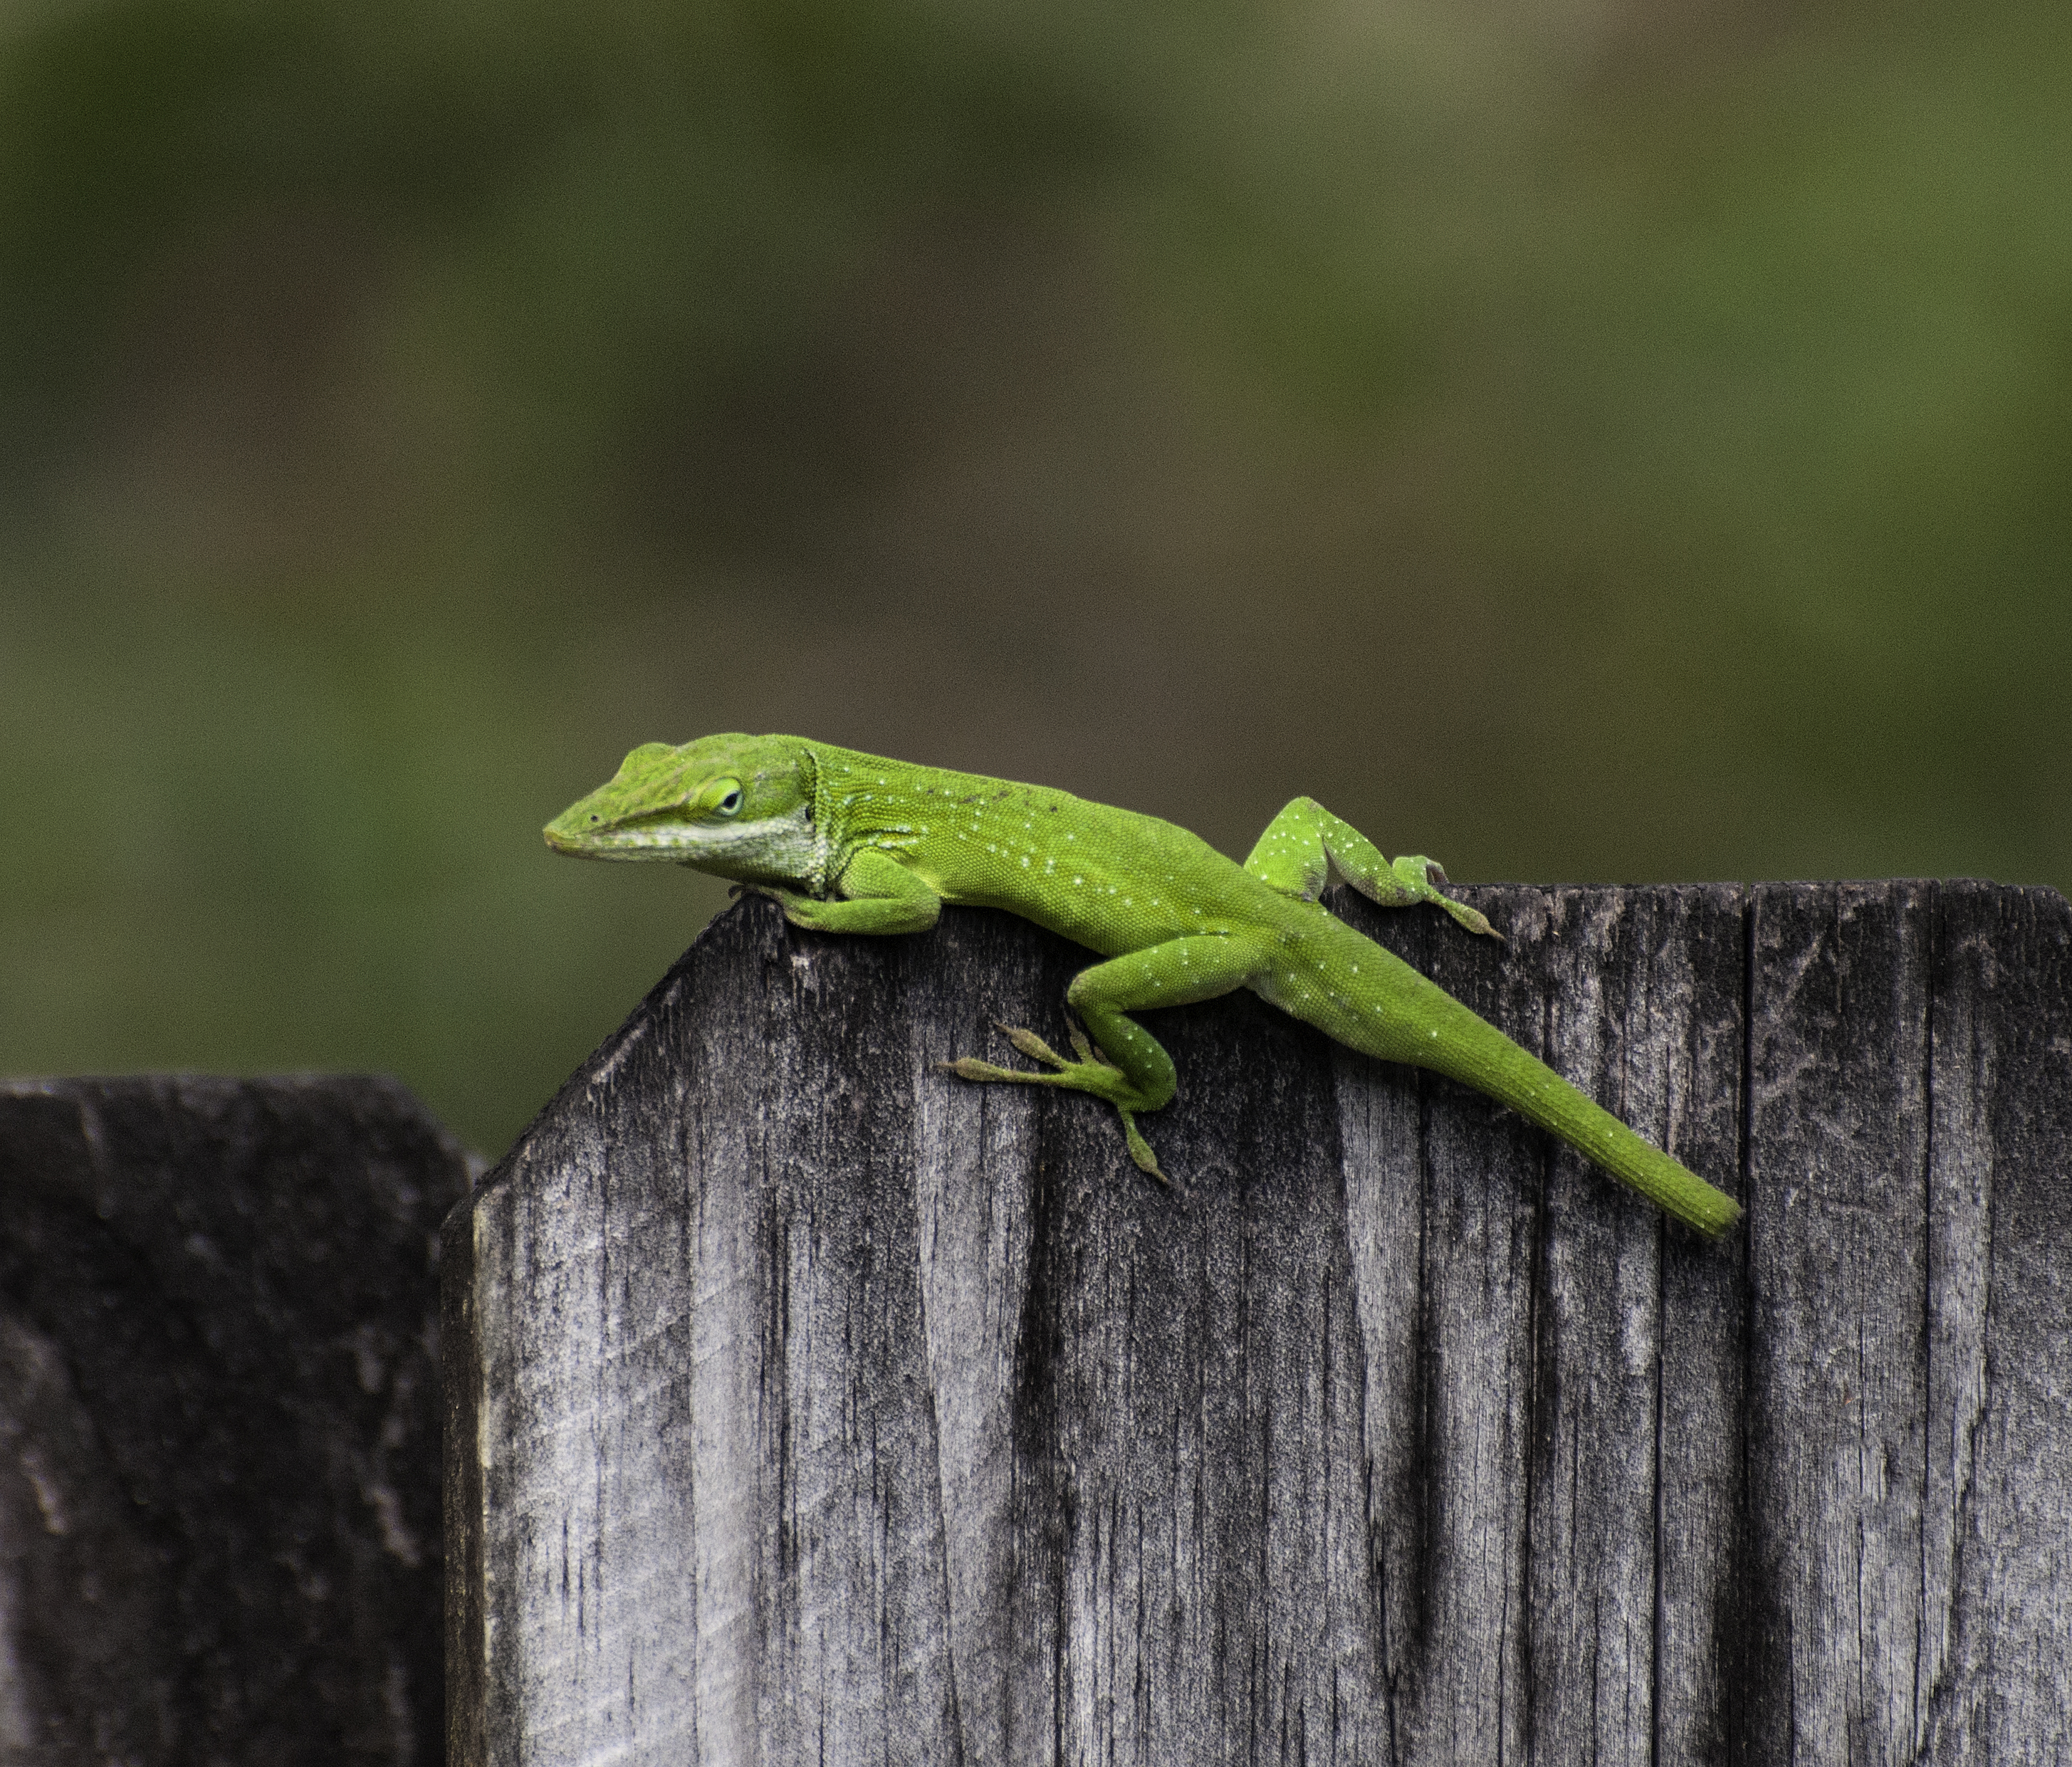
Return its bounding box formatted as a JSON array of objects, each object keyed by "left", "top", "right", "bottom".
[{"left": 1687, "top": 1193, "right": 1745, "bottom": 1239}]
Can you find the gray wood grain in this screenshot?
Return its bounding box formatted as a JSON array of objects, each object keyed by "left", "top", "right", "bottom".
[{"left": 446, "top": 882, "right": 2071, "bottom": 1766}]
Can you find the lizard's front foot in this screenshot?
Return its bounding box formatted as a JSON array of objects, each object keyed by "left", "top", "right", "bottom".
[{"left": 941, "top": 1022, "right": 1172, "bottom": 1185}]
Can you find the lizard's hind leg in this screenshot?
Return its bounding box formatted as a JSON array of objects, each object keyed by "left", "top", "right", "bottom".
[
  {"left": 1243, "top": 797, "right": 1499, "bottom": 939},
  {"left": 941, "top": 933, "right": 1262, "bottom": 1185}
]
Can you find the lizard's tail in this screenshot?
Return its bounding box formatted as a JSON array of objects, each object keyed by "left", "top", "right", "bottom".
[
  {"left": 1314, "top": 939, "right": 1743, "bottom": 1238},
  {"left": 1418, "top": 990, "right": 1741, "bottom": 1237}
]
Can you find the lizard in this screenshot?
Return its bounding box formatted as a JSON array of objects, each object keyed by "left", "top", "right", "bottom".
[{"left": 545, "top": 733, "right": 1742, "bottom": 1237}]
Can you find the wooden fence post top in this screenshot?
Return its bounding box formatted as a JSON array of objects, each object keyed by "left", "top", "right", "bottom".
[{"left": 446, "top": 881, "right": 2071, "bottom": 1766}]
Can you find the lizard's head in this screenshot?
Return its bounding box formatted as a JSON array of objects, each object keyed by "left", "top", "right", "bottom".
[{"left": 544, "top": 733, "right": 817, "bottom": 881}]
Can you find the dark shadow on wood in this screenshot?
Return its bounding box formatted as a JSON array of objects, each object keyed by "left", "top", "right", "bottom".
[{"left": 0, "top": 1074, "right": 470, "bottom": 1767}]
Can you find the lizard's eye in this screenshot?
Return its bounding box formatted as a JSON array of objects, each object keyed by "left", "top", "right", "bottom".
[{"left": 716, "top": 787, "right": 743, "bottom": 817}]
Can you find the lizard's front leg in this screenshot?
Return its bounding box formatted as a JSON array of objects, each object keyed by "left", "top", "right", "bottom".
[
  {"left": 944, "top": 934, "right": 1264, "bottom": 1184},
  {"left": 741, "top": 847, "right": 942, "bottom": 934}
]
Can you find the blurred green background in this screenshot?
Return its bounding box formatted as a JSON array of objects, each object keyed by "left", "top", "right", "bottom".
[{"left": 2, "top": 0, "right": 2066, "bottom": 1160}]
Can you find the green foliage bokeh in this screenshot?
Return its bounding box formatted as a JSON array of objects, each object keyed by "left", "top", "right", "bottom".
[{"left": 3, "top": 0, "right": 2066, "bottom": 1156}]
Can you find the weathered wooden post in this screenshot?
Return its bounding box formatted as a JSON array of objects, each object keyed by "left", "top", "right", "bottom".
[
  {"left": 0, "top": 1074, "right": 469, "bottom": 1766},
  {"left": 444, "top": 881, "right": 2070, "bottom": 1764}
]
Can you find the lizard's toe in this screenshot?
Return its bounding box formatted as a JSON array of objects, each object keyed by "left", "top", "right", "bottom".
[
  {"left": 1121, "top": 1113, "right": 1173, "bottom": 1187},
  {"left": 943, "top": 1056, "right": 1030, "bottom": 1084},
  {"left": 998, "top": 1023, "right": 1072, "bottom": 1068}
]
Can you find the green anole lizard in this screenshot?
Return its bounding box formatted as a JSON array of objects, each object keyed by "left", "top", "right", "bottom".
[{"left": 546, "top": 733, "right": 1742, "bottom": 1237}]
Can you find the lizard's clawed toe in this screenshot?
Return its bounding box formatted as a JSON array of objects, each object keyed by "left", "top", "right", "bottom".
[
  {"left": 944, "top": 1056, "right": 1020, "bottom": 1084},
  {"left": 997, "top": 1022, "right": 1073, "bottom": 1069},
  {"left": 1121, "top": 1114, "right": 1174, "bottom": 1187}
]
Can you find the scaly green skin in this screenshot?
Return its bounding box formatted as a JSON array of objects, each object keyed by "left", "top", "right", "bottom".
[{"left": 546, "top": 734, "right": 1742, "bottom": 1237}]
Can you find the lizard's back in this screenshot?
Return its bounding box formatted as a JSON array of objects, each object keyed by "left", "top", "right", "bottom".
[
  {"left": 814, "top": 742, "right": 1293, "bottom": 958},
  {"left": 817, "top": 740, "right": 1438, "bottom": 1054}
]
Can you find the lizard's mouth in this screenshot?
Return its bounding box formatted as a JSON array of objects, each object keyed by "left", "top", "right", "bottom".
[
  {"left": 545, "top": 799, "right": 817, "bottom": 881},
  {"left": 545, "top": 809, "right": 701, "bottom": 857}
]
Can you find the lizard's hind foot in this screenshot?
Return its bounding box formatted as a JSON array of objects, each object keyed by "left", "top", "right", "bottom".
[{"left": 939, "top": 1022, "right": 1174, "bottom": 1187}]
